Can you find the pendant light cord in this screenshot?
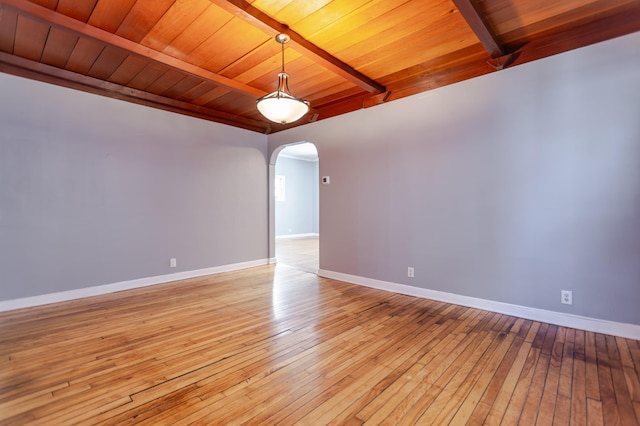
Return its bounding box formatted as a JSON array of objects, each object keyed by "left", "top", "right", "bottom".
[{"left": 281, "top": 39, "right": 285, "bottom": 74}]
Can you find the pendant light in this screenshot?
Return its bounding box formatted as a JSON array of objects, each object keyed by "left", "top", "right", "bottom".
[{"left": 256, "top": 34, "right": 310, "bottom": 124}]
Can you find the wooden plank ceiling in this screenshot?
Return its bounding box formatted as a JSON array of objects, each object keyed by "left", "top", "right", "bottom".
[{"left": 1, "top": 0, "right": 639, "bottom": 133}]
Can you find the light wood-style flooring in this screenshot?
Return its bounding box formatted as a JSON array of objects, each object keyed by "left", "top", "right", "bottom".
[
  {"left": 1, "top": 265, "right": 639, "bottom": 425},
  {"left": 276, "top": 236, "right": 319, "bottom": 273}
]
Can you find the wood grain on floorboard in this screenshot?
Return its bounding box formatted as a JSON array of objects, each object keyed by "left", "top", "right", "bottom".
[{"left": 1, "top": 264, "right": 638, "bottom": 425}]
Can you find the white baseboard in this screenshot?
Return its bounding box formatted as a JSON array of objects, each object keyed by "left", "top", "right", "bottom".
[
  {"left": 6, "top": 263, "right": 637, "bottom": 340},
  {"left": 275, "top": 233, "right": 319, "bottom": 240},
  {"left": 0, "top": 259, "right": 269, "bottom": 312},
  {"left": 318, "top": 269, "right": 640, "bottom": 340}
]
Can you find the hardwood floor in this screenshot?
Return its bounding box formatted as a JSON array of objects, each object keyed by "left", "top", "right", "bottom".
[
  {"left": 276, "top": 236, "right": 319, "bottom": 273},
  {"left": 1, "top": 265, "right": 639, "bottom": 425}
]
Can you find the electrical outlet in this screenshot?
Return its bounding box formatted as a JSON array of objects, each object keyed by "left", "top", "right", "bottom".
[
  {"left": 407, "top": 267, "right": 414, "bottom": 278},
  {"left": 170, "top": 258, "right": 177, "bottom": 268},
  {"left": 561, "top": 290, "right": 572, "bottom": 305}
]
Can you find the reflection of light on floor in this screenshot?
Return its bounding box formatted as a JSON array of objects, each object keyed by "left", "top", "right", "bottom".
[
  {"left": 272, "top": 268, "right": 288, "bottom": 320},
  {"left": 271, "top": 265, "right": 320, "bottom": 321},
  {"left": 270, "top": 267, "right": 323, "bottom": 377}
]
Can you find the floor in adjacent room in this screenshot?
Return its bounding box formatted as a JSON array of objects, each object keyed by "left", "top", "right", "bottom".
[{"left": 276, "top": 236, "right": 319, "bottom": 273}]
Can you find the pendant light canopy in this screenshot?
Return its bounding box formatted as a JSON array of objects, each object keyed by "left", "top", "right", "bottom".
[{"left": 256, "top": 34, "right": 310, "bottom": 124}]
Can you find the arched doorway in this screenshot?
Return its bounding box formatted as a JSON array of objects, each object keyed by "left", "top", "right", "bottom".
[{"left": 269, "top": 142, "right": 319, "bottom": 273}]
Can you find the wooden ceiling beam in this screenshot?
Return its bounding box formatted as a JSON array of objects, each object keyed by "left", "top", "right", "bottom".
[
  {"left": 0, "top": 0, "right": 266, "bottom": 98},
  {"left": 0, "top": 51, "right": 271, "bottom": 133},
  {"left": 451, "top": 0, "right": 505, "bottom": 58},
  {"left": 211, "top": 0, "right": 386, "bottom": 94}
]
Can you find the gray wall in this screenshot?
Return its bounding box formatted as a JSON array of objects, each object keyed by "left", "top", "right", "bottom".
[
  {"left": 269, "top": 32, "right": 640, "bottom": 325},
  {"left": 275, "top": 156, "right": 319, "bottom": 236},
  {"left": 0, "top": 73, "right": 268, "bottom": 300}
]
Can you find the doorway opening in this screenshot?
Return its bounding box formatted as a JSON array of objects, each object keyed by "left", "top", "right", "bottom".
[{"left": 272, "top": 142, "right": 319, "bottom": 273}]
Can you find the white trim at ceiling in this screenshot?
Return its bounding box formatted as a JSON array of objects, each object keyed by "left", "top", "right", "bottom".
[{"left": 278, "top": 153, "right": 318, "bottom": 162}]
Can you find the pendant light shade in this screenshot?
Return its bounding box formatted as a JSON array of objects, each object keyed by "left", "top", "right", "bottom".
[{"left": 256, "top": 34, "right": 310, "bottom": 124}]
